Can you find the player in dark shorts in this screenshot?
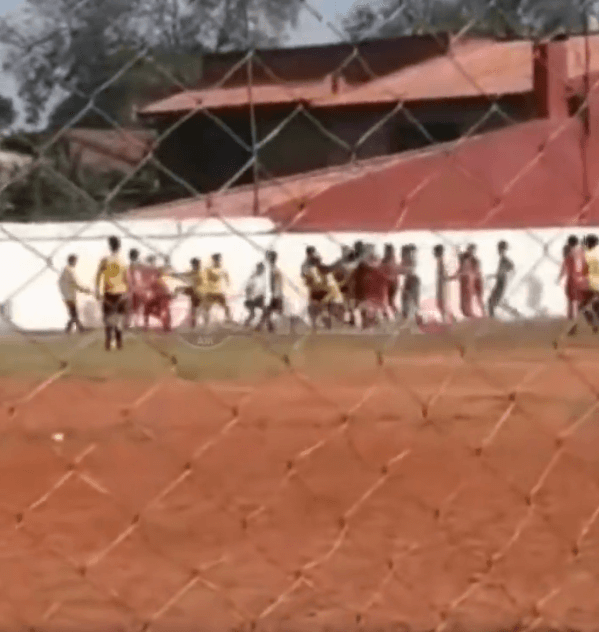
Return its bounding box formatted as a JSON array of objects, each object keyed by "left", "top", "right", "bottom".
[
  {"left": 488, "top": 241, "right": 515, "bottom": 318},
  {"left": 244, "top": 261, "right": 266, "bottom": 328},
  {"left": 179, "top": 257, "right": 203, "bottom": 328},
  {"left": 400, "top": 245, "right": 420, "bottom": 322},
  {"left": 258, "top": 250, "right": 285, "bottom": 332},
  {"left": 95, "top": 236, "right": 128, "bottom": 351},
  {"left": 433, "top": 244, "right": 450, "bottom": 323},
  {"left": 381, "top": 243, "right": 399, "bottom": 319}
]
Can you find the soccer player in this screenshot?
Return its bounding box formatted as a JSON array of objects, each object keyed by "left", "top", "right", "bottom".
[
  {"left": 175, "top": 257, "right": 204, "bottom": 328},
  {"left": 400, "top": 245, "right": 421, "bottom": 324},
  {"left": 303, "top": 255, "right": 330, "bottom": 329},
  {"left": 467, "top": 244, "right": 486, "bottom": 317},
  {"left": 146, "top": 256, "right": 174, "bottom": 332},
  {"left": 244, "top": 261, "right": 266, "bottom": 328},
  {"left": 558, "top": 235, "right": 586, "bottom": 322},
  {"left": 327, "top": 246, "right": 353, "bottom": 325},
  {"left": 59, "top": 254, "right": 90, "bottom": 333},
  {"left": 259, "top": 250, "right": 285, "bottom": 332},
  {"left": 301, "top": 246, "right": 319, "bottom": 283},
  {"left": 356, "top": 248, "right": 392, "bottom": 329},
  {"left": 456, "top": 250, "right": 472, "bottom": 318},
  {"left": 381, "top": 244, "right": 399, "bottom": 319},
  {"left": 203, "top": 254, "right": 232, "bottom": 325},
  {"left": 321, "top": 259, "right": 345, "bottom": 327},
  {"left": 581, "top": 234, "right": 599, "bottom": 330},
  {"left": 125, "top": 248, "right": 144, "bottom": 329},
  {"left": 95, "top": 236, "right": 128, "bottom": 351},
  {"left": 488, "top": 241, "right": 515, "bottom": 318},
  {"left": 433, "top": 244, "right": 450, "bottom": 324}
]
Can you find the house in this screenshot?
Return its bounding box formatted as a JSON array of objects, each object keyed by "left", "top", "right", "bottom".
[
  {"left": 62, "top": 128, "right": 156, "bottom": 175},
  {"left": 135, "top": 32, "right": 599, "bottom": 203},
  {"left": 128, "top": 33, "right": 599, "bottom": 232},
  {"left": 137, "top": 33, "right": 466, "bottom": 195},
  {"left": 0, "top": 150, "right": 32, "bottom": 186}
]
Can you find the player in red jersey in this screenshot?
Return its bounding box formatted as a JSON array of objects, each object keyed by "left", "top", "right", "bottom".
[
  {"left": 354, "top": 246, "right": 393, "bottom": 328},
  {"left": 141, "top": 256, "right": 173, "bottom": 332},
  {"left": 456, "top": 246, "right": 485, "bottom": 318},
  {"left": 456, "top": 250, "right": 473, "bottom": 318},
  {"left": 467, "top": 244, "right": 486, "bottom": 317},
  {"left": 125, "top": 249, "right": 144, "bottom": 329},
  {"left": 558, "top": 235, "right": 587, "bottom": 322}
]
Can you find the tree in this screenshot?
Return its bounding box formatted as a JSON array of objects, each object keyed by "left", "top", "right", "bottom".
[
  {"left": 0, "top": 0, "right": 303, "bottom": 129},
  {"left": 0, "top": 132, "right": 161, "bottom": 221},
  {"left": 342, "top": 0, "right": 596, "bottom": 42},
  {"left": 0, "top": 96, "right": 16, "bottom": 129}
]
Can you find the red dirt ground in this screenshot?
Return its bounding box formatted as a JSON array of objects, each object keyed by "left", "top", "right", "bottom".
[{"left": 1, "top": 351, "right": 599, "bottom": 632}]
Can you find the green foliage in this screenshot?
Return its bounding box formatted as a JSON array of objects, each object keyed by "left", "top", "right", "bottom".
[
  {"left": 0, "top": 132, "right": 161, "bottom": 221},
  {"left": 342, "top": 0, "right": 594, "bottom": 41},
  {"left": 0, "top": 0, "right": 303, "bottom": 128},
  {"left": 0, "top": 96, "right": 16, "bottom": 129}
]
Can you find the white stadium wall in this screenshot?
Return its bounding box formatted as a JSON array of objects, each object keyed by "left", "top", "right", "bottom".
[{"left": 0, "top": 217, "right": 583, "bottom": 331}]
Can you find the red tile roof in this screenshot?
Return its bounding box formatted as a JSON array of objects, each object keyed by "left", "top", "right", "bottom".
[
  {"left": 315, "top": 35, "right": 599, "bottom": 106},
  {"left": 139, "top": 34, "right": 599, "bottom": 116},
  {"left": 139, "top": 78, "right": 335, "bottom": 116}
]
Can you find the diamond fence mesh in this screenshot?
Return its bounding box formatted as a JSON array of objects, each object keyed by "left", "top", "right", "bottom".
[{"left": 2, "top": 1, "right": 599, "bottom": 631}]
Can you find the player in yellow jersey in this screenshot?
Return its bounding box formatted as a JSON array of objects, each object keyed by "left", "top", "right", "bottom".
[
  {"left": 581, "top": 234, "right": 599, "bottom": 333},
  {"left": 203, "top": 254, "right": 232, "bottom": 325},
  {"left": 176, "top": 258, "right": 204, "bottom": 328},
  {"left": 95, "top": 236, "right": 128, "bottom": 351},
  {"left": 304, "top": 256, "right": 343, "bottom": 329}
]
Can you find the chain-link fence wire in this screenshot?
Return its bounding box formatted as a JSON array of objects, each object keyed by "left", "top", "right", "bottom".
[{"left": 1, "top": 0, "right": 599, "bottom": 630}]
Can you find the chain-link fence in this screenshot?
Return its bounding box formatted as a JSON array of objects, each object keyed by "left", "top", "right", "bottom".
[{"left": 1, "top": 0, "right": 599, "bottom": 630}]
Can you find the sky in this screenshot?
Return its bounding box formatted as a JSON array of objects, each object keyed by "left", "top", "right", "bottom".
[{"left": 287, "top": 0, "right": 359, "bottom": 46}]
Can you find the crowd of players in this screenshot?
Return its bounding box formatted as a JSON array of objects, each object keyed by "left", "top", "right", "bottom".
[
  {"left": 58, "top": 235, "right": 526, "bottom": 350},
  {"left": 56, "top": 232, "right": 599, "bottom": 350}
]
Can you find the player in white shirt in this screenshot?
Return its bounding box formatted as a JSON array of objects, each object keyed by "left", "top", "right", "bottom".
[
  {"left": 259, "top": 251, "right": 285, "bottom": 333},
  {"left": 59, "top": 254, "right": 90, "bottom": 333},
  {"left": 244, "top": 261, "right": 266, "bottom": 328}
]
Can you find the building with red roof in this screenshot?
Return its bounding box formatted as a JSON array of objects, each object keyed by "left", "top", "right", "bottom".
[{"left": 131, "top": 32, "right": 599, "bottom": 231}]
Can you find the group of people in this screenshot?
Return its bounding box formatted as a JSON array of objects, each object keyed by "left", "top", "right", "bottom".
[
  {"left": 58, "top": 236, "right": 286, "bottom": 350},
  {"left": 295, "top": 239, "right": 516, "bottom": 328},
  {"left": 58, "top": 235, "right": 523, "bottom": 349},
  {"left": 558, "top": 233, "right": 599, "bottom": 334}
]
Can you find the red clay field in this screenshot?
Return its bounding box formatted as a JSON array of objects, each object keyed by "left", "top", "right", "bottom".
[{"left": 0, "top": 321, "right": 599, "bottom": 632}]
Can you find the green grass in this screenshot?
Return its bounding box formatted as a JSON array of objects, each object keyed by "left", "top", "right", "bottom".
[{"left": 0, "top": 318, "right": 596, "bottom": 382}]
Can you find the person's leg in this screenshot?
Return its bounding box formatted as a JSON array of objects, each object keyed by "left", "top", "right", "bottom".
[
  {"left": 244, "top": 301, "right": 255, "bottom": 328},
  {"left": 308, "top": 297, "right": 320, "bottom": 330},
  {"left": 73, "top": 302, "right": 84, "bottom": 332},
  {"left": 113, "top": 296, "right": 127, "bottom": 349},
  {"left": 161, "top": 297, "right": 172, "bottom": 333},
  {"left": 190, "top": 300, "right": 198, "bottom": 328},
  {"left": 219, "top": 296, "right": 232, "bottom": 323},
  {"left": 102, "top": 297, "right": 113, "bottom": 350},
  {"left": 65, "top": 301, "right": 75, "bottom": 333},
  {"left": 488, "top": 284, "right": 500, "bottom": 318}
]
